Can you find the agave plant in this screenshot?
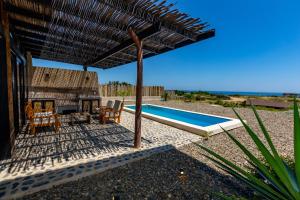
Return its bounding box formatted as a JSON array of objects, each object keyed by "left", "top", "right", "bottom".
[{"left": 197, "top": 100, "right": 300, "bottom": 199}]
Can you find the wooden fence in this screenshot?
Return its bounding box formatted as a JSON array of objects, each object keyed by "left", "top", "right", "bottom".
[{"left": 99, "top": 84, "right": 164, "bottom": 97}]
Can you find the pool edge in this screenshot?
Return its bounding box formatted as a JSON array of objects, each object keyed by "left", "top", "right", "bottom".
[{"left": 124, "top": 104, "right": 244, "bottom": 137}]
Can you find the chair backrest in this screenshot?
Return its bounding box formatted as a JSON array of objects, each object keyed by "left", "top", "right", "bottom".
[
  {"left": 107, "top": 100, "right": 114, "bottom": 109},
  {"left": 25, "top": 102, "right": 32, "bottom": 112},
  {"left": 27, "top": 110, "right": 34, "bottom": 120},
  {"left": 113, "top": 100, "right": 122, "bottom": 112},
  {"left": 33, "top": 101, "right": 42, "bottom": 112},
  {"left": 45, "top": 101, "right": 54, "bottom": 111},
  {"left": 83, "top": 103, "right": 90, "bottom": 113}
]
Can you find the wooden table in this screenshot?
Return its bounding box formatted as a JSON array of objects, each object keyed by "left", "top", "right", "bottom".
[{"left": 70, "top": 112, "right": 91, "bottom": 125}]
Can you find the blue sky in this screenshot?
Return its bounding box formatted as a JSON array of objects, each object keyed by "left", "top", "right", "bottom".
[{"left": 33, "top": 0, "right": 300, "bottom": 93}]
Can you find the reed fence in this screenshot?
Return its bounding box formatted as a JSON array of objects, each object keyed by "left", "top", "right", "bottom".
[{"left": 99, "top": 84, "right": 164, "bottom": 97}]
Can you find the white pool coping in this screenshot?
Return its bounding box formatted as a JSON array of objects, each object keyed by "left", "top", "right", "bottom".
[{"left": 124, "top": 104, "right": 244, "bottom": 137}]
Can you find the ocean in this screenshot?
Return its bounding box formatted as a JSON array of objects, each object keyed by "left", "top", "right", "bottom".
[{"left": 205, "top": 91, "right": 285, "bottom": 97}]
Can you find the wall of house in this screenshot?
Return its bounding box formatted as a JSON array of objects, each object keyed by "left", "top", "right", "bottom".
[{"left": 29, "top": 67, "right": 100, "bottom": 113}]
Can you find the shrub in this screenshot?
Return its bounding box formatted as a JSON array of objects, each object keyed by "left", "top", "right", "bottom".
[
  {"left": 248, "top": 156, "right": 295, "bottom": 181},
  {"left": 214, "top": 100, "right": 240, "bottom": 107},
  {"left": 197, "top": 100, "right": 300, "bottom": 199},
  {"left": 195, "top": 95, "right": 206, "bottom": 101},
  {"left": 117, "top": 89, "right": 131, "bottom": 102},
  {"left": 161, "top": 92, "right": 169, "bottom": 101},
  {"left": 215, "top": 94, "right": 231, "bottom": 100},
  {"left": 175, "top": 90, "right": 186, "bottom": 96},
  {"left": 191, "top": 91, "right": 210, "bottom": 96},
  {"left": 184, "top": 93, "right": 194, "bottom": 102}
]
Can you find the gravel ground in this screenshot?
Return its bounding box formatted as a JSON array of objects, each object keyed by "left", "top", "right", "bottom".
[
  {"left": 154, "top": 101, "right": 294, "bottom": 166},
  {"left": 21, "top": 101, "right": 294, "bottom": 200}
]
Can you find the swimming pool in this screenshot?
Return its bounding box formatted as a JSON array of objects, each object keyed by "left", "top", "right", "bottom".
[{"left": 124, "top": 104, "right": 243, "bottom": 137}]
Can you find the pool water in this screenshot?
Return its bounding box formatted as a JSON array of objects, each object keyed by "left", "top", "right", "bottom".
[{"left": 126, "top": 105, "right": 231, "bottom": 127}]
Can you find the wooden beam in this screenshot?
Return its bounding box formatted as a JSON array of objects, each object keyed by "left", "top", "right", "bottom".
[
  {"left": 144, "top": 29, "right": 215, "bottom": 59},
  {"left": 16, "top": 29, "right": 150, "bottom": 60},
  {"left": 15, "top": 28, "right": 105, "bottom": 52},
  {"left": 0, "top": 22, "right": 3, "bottom": 34},
  {"left": 96, "top": 0, "right": 198, "bottom": 40},
  {"left": 11, "top": 18, "right": 159, "bottom": 66},
  {"left": 10, "top": 18, "right": 49, "bottom": 33},
  {"left": 128, "top": 27, "right": 143, "bottom": 149},
  {"left": 26, "top": 52, "right": 33, "bottom": 89},
  {"left": 15, "top": 29, "right": 47, "bottom": 40},
  {"left": 86, "top": 22, "right": 160, "bottom": 66},
  {"left": 9, "top": 16, "right": 122, "bottom": 46},
  {"left": 19, "top": 36, "right": 101, "bottom": 55},
  {"left": 12, "top": 16, "right": 159, "bottom": 54},
  {"left": 6, "top": 0, "right": 199, "bottom": 40},
  {"left": 5, "top": 3, "right": 52, "bottom": 21},
  {"left": 22, "top": 42, "right": 99, "bottom": 59},
  {"left": 32, "top": 54, "right": 86, "bottom": 66},
  {"left": 5, "top": 1, "right": 129, "bottom": 32}
]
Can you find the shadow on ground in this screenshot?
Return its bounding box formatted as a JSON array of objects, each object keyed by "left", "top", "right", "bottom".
[
  {"left": 0, "top": 115, "right": 252, "bottom": 199},
  {"left": 0, "top": 117, "right": 151, "bottom": 174}
]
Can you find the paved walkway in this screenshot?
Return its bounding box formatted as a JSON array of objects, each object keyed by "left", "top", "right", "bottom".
[{"left": 0, "top": 112, "right": 202, "bottom": 199}]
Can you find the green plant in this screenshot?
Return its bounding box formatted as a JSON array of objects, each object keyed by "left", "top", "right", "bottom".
[
  {"left": 107, "top": 81, "right": 132, "bottom": 86},
  {"left": 191, "top": 90, "right": 210, "bottom": 96},
  {"left": 197, "top": 100, "right": 300, "bottom": 199},
  {"left": 175, "top": 90, "right": 186, "bottom": 96},
  {"left": 184, "top": 93, "right": 194, "bottom": 102},
  {"left": 162, "top": 92, "right": 169, "bottom": 101},
  {"left": 212, "top": 94, "right": 231, "bottom": 100},
  {"left": 248, "top": 156, "right": 295, "bottom": 181},
  {"left": 213, "top": 100, "right": 241, "bottom": 107},
  {"left": 117, "top": 89, "right": 131, "bottom": 102},
  {"left": 195, "top": 94, "right": 206, "bottom": 101}
]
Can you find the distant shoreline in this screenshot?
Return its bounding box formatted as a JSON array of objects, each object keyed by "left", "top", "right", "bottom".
[
  {"left": 206, "top": 91, "right": 285, "bottom": 97},
  {"left": 177, "top": 90, "right": 299, "bottom": 97}
]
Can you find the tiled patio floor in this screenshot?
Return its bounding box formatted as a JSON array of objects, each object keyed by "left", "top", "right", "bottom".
[{"left": 0, "top": 112, "right": 202, "bottom": 199}]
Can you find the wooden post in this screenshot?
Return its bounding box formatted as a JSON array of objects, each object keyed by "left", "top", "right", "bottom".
[
  {"left": 128, "top": 28, "right": 143, "bottom": 148},
  {"left": 26, "top": 52, "right": 33, "bottom": 88},
  {"left": 83, "top": 65, "right": 88, "bottom": 71},
  {"left": 1, "top": 1, "right": 15, "bottom": 157}
]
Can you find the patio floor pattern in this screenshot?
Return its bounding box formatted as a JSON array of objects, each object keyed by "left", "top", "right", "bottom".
[{"left": 0, "top": 112, "right": 202, "bottom": 199}]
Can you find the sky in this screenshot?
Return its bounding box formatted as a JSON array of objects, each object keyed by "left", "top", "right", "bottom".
[{"left": 33, "top": 0, "right": 300, "bottom": 93}]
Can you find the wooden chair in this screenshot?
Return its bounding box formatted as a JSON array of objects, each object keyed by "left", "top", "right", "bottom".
[
  {"left": 25, "top": 101, "right": 61, "bottom": 135},
  {"left": 28, "top": 110, "right": 61, "bottom": 135},
  {"left": 32, "top": 101, "right": 43, "bottom": 112},
  {"left": 100, "top": 100, "right": 124, "bottom": 124},
  {"left": 96, "top": 100, "right": 113, "bottom": 114},
  {"left": 99, "top": 100, "right": 114, "bottom": 111},
  {"left": 33, "top": 107, "right": 53, "bottom": 114},
  {"left": 25, "top": 101, "right": 33, "bottom": 119}
]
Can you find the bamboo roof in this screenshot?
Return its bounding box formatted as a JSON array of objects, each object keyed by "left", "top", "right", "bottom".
[
  {"left": 31, "top": 66, "right": 99, "bottom": 90},
  {"left": 4, "top": 0, "right": 215, "bottom": 69}
]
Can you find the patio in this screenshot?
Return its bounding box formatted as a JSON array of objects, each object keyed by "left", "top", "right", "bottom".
[{"left": 0, "top": 112, "right": 202, "bottom": 199}]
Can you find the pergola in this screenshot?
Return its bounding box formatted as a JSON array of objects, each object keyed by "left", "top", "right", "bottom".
[{"left": 0, "top": 0, "right": 214, "bottom": 150}]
